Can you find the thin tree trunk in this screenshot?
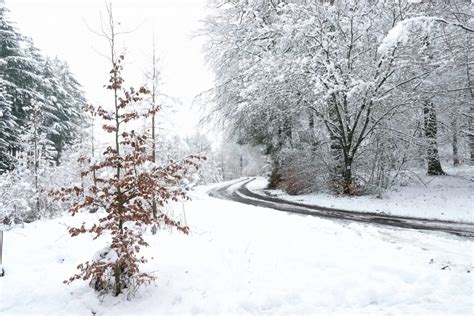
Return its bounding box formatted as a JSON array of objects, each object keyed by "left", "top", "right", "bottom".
[
  {"left": 0, "top": 231, "right": 4, "bottom": 277},
  {"left": 150, "top": 34, "right": 158, "bottom": 234},
  {"left": 91, "top": 116, "right": 97, "bottom": 188},
  {"left": 452, "top": 114, "right": 460, "bottom": 166},
  {"left": 470, "top": 109, "right": 474, "bottom": 165},
  {"left": 33, "top": 106, "right": 40, "bottom": 216},
  {"left": 466, "top": 32, "right": 474, "bottom": 165},
  {"left": 151, "top": 37, "right": 157, "bottom": 215},
  {"left": 104, "top": 4, "right": 123, "bottom": 297},
  {"left": 423, "top": 100, "right": 445, "bottom": 175},
  {"left": 80, "top": 116, "right": 85, "bottom": 194}
]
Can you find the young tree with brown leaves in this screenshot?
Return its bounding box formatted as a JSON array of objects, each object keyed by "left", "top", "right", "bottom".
[
  {"left": 54, "top": 54, "right": 201, "bottom": 297},
  {"left": 53, "top": 5, "right": 202, "bottom": 297}
]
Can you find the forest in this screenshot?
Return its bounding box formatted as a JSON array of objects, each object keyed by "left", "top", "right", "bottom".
[
  {"left": 203, "top": 0, "right": 473, "bottom": 195},
  {"left": 0, "top": 0, "right": 473, "bottom": 315}
]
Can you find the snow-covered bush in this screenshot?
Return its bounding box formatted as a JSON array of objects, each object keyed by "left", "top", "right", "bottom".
[
  {"left": 0, "top": 168, "right": 35, "bottom": 227},
  {"left": 0, "top": 147, "right": 87, "bottom": 228},
  {"left": 0, "top": 102, "right": 89, "bottom": 228}
]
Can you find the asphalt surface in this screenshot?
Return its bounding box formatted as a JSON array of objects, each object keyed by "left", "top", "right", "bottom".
[{"left": 209, "top": 178, "right": 474, "bottom": 238}]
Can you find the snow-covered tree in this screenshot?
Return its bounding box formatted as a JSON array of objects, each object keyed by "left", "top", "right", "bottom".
[
  {"left": 40, "top": 57, "right": 84, "bottom": 164},
  {"left": 0, "top": 2, "right": 36, "bottom": 170},
  {"left": 0, "top": 77, "right": 16, "bottom": 171},
  {"left": 0, "top": 2, "right": 85, "bottom": 170},
  {"left": 378, "top": 0, "right": 473, "bottom": 168},
  {"left": 204, "top": 0, "right": 473, "bottom": 194},
  {"left": 0, "top": 99, "right": 61, "bottom": 225}
]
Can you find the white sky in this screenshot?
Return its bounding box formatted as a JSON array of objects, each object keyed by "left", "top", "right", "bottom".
[{"left": 7, "top": 0, "right": 214, "bottom": 137}]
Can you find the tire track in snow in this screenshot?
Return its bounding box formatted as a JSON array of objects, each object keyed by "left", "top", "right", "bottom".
[{"left": 209, "top": 178, "right": 474, "bottom": 238}]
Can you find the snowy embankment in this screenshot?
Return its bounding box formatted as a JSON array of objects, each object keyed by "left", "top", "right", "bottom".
[
  {"left": 1, "top": 185, "right": 473, "bottom": 315},
  {"left": 249, "top": 166, "right": 474, "bottom": 223}
]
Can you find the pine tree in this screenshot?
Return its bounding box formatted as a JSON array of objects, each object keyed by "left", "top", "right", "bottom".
[
  {"left": 0, "top": 2, "right": 25, "bottom": 170},
  {"left": 0, "top": 2, "right": 85, "bottom": 170},
  {"left": 0, "top": 78, "right": 16, "bottom": 171},
  {"left": 3, "top": 33, "right": 44, "bottom": 144},
  {"left": 40, "top": 57, "right": 84, "bottom": 163}
]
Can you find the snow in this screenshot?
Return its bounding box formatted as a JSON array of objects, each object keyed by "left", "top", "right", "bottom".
[
  {"left": 251, "top": 166, "right": 474, "bottom": 223},
  {"left": 93, "top": 247, "right": 118, "bottom": 264},
  {"left": 378, "top": 16, "right": 435, "bottom": 54},
  {"left": 1, "top": 185, "right": 473, "bottom": 315}
]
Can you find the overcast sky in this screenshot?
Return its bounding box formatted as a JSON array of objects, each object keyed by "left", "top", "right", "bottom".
[{"left": 7, "top": 0, "right": 214, "bottom": 136}]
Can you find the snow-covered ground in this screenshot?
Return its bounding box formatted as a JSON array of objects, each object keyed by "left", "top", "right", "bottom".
[
  {"left": 1, "top": 186, "right": 473, "bottom": 315},
  {"left": 249, "top": 166, "right": 474, "bottom": 223}
]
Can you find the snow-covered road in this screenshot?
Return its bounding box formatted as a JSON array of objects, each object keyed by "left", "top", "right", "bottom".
[
  {"left": 210, "top": 178, "right": 474, "bottom": 238},
  {"left": 1, "top": 186, "right": 473, "bottom": 315}
]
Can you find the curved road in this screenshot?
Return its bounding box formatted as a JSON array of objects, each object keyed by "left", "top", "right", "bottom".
[{"left": 209, "top": 178, "right": 474, "bottom": 238}]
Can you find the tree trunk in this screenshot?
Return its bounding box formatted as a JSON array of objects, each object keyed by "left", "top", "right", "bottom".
[
  {"left": 452, "top": 114, "right": 460, "bottom": 166},
  {"left": 423, "top": 101, "right": 445, "bottom": 175},
  {"left": 114, "top": 265, "right": 122, "bottom": 296},
  {"left": 268, "top": 163, "right": 282, "bottom": 189},
  {"left": 341, "top": 155, "right": 353, "bottom": 194},
  {"left": 0, "top": 230, "right": 4, "bottom": 277},
  {"left": 150, "top": 36, "right": 158, "bottom": 230},
  {"left": 32, "top": 106, "right": 40, "bottom": 216},
  {"left": 465, "top": 31, "right": 474, "bottom": 165},
  {"left": 470, "top": 116, "right": 474, "bottom": 165},
  {"left": 329, "top": 138, "right": 356, "bottom": 193},
  {"left": 91, "top": 117, "right": 97, "bottom": 188}
]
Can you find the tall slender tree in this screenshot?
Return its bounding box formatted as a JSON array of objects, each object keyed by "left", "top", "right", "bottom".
[{"left": 54, "top": 4, "right": 201, "bottom": 297}]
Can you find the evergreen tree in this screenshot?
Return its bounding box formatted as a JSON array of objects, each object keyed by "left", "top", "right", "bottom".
[
  {"left": 0, "top": 4, "right": 43, "bottom": 169},
  {"left": 0, "top": 2, "right": 85, "bottom": 170},
  {"left": 40, "top": 57, "right": 83, "bottom": 163},
  {"left": 0, "top": 77, "right": 16, "bottom": 171},
  {"left": 0, "top": 2, "right": 23, "bottom": 169}
]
